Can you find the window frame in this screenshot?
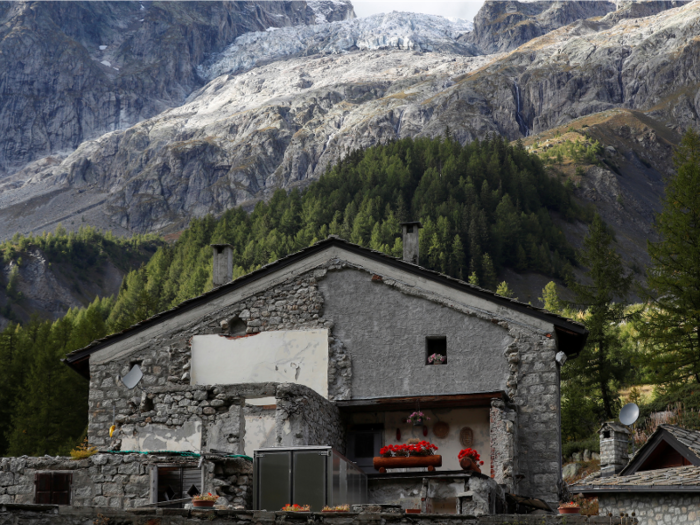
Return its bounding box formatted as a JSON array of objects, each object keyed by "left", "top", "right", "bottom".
[{"left": 425, "top": 335, "right": 447, "bottom": 365}]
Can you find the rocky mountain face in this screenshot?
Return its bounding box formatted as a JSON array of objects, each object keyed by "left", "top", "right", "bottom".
[
  {"left": 0, "top": 1, "right": 354, "bottom": 176},
  {"left": 3, "top": 0, "right": 696, "bottom": 239}
]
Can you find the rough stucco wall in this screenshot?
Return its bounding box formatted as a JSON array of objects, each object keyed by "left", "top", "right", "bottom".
[
  {"left": 318, "top": 269, "right": 512, "bottom": 398},
  {"left": 599, "top": 493, "right": 700, "bottom": 525},
  {"left": 380, "top": 409, "right": 490, "bottom": 472}
]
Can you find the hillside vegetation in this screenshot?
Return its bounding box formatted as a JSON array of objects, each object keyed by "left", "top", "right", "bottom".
[
  {"left": 0, "top": 226, "right": 162, "bottom": 326},
  {"left": 0, "top": 135, "right": 591, "bottom": 456}
]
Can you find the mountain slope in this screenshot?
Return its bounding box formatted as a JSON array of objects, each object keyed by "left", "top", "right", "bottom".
[
  {"left": 0, "top": 0, "right": 354, "bottom": 176},
  {"left": 2, "top": 1, "right": 697, "bottom": 240}
]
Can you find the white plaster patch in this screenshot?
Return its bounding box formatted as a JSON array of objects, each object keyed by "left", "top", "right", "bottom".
[
  {"left": 121, "top": 420, "right": 202, "bottom": 452},
  {"left": 190, "top": 330, "right": 329, "bottom": 398},
  {"left": 244, "top": 410, "right": 276, "bottom": 456}
]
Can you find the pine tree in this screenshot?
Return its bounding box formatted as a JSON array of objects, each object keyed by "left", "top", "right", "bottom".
[
  {"left": 482, "top": 253, "right": 498, "bottom": 291},
  {"left": 564, "top": 214, "right": 633, "bottom": 420},
  {"left": 638, "top": 129, "right": 700, "bottom": 385}
]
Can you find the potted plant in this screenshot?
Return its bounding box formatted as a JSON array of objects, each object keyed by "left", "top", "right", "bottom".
[
  {"left": 282, "top": 504, "right": 311, "bottom": 512},
  {"left": 558, "top": 502, "right": 581, "bottom": 515},
  {"left": 428, "top": 353, "right": 446, "bottom": 365},
  {"left": 406, "top": 411, "right": 430, "bottom": 426},
  {"left": 192, "top": 493, "right": 219, "bottom": 508},
  {"left": 457, "top": 448, "right": 484, "bottom": 473}
]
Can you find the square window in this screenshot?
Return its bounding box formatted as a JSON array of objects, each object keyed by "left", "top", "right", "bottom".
[{"left": 426, "top": 336, "right": 447, "bottom": 365}]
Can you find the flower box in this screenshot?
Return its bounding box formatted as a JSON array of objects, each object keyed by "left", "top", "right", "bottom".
[{"left": 373, "top": 455, "right": 442, "bottom": 473}]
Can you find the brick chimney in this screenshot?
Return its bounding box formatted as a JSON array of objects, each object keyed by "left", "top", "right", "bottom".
[
  {"left": 400, "top": 221, "right": 422, "bottom": 264},
  {"left": 599, "top": 422, "right": 630, "bottom": 476},
  {"left": 211, "top": 244, "right": 233, "bottom": 287}
]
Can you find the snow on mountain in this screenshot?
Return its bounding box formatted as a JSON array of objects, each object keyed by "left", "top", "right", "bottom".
[
  {"left": 307, "top": 0, "right": 355, "bottom": 23},
  {"left": 198, "top": 11, "right": 477, "bottom": 80}
]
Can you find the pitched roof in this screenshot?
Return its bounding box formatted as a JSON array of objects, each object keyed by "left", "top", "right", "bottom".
[
  {"left": 572, "top": 465, "right": 700, "bottom": 494},
  {"left": 620, "top": 424, "right": 700, "bottom": 475},
  {"left": 63, "top": 236, "right": 587, "bottom": 378}
]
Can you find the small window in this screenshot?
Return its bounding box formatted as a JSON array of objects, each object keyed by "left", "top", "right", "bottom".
[
  {"left": 155, "top": 466, "right": 202, "bottom": 508},
  {"left": 407, "top": 225, "right": 414, "bottom": 233},
  {"left": 426, "top": 336, "right": 447, "bottom": 365},
  {"left": 35, "top": 472, "right": 72, "bottom": 505},
  {"left": 603, "top": 431, "right": 611, "bottom": 439}
]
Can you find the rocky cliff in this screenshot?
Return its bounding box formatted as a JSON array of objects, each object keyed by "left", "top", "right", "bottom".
[
  {"left": 1, "top": 1, "right": 696, "bottom": 241},
  {"left": 0, "top": 0, "right": 355, "bottom": 176}
]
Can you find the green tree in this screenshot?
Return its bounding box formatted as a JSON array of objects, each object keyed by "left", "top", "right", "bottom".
[
  {"left": 637, "top": 129, "right": 700, "bottom": 385},
  {"left": 539, "top": 281, "right": 562, "bottom": 313},
  {"left": 563, "top": 214, "right": 633, "bottom": 420},
  {"left": 496, "top": 281, "right": 515, "bottom": 299}
]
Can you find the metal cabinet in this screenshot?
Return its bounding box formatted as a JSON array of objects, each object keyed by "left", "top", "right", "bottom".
[{"left": 253, "top": 446, "right": 367, "bottom": 511}]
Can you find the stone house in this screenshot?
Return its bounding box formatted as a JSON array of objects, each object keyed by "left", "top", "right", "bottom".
[
  {"left": 3, "top": 232, "right": 588, "bottom": 512},
  {"left": 573, "top": 424, "right": 700, "bottom": 524}
]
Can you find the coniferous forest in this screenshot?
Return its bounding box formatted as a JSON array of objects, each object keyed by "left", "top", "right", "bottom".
[
  {"left": 0, "top": 130, "right": 699, "bottom": 460},
  {"left": 0, "top": 135, "right": 591, "bottom": 456}
]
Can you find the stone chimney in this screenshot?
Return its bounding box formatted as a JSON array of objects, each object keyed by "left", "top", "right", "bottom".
[
  {"left": 400, "top": 221, "right": 422, "bottom": 264},
  {"left": 599, "top": 422, "right": 630, "bottom": 477},
  {"left": 211, "top": 244, "right": 233, "bottom": 287}
]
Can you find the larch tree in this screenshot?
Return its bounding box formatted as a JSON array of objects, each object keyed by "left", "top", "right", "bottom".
[{"left": 637, "top": 128, "right": 700, "bottom": 385}]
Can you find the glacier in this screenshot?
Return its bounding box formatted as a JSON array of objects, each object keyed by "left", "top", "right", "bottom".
[{"left": 198, "top": 11, "right": 476, "bottom": 80}]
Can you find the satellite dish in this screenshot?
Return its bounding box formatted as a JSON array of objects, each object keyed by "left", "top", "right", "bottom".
[
  {"left": 121, "top": 364, "right": 143, "bottom": 390},
  {"left": 620, "top": 403, "right": 640, "bottom": 426}
]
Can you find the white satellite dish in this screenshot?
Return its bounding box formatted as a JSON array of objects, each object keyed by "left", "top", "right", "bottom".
[
  {"left": 620, "top": 403, "right": 640, "bottom": 426},
  {"left": 121, "top": 364, "right": 143, "bottom": 390}
]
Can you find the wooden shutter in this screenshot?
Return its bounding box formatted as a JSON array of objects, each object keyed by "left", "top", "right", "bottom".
[
  {"left": 52, "top": 473, "right": 72, "bottom": 505},
  {"left": 35, "top": 473, "right": 53, "bottom": 504},
  {"left": 34, "top": 472, "right": 71, "bottom": 505}
]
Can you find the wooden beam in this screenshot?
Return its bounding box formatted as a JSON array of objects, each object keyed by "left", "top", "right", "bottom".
[{"left": 336, "top": 392, "right": 506, "bottom": 412}]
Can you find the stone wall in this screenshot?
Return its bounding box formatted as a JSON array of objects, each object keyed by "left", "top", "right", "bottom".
[
  {"left": 368, "top": 472, "right": 505, "bottom": 516},
  {"left": 89, "top": 270, "right": 348, "bottom": 448},
  {"left": 599, "top": 492, "right": 700, "bottom": 525},
  {"left": 489, "top": 398, "right": 517, "bottom": 492},
  {"left": 0, "top": 505, "right": 638, "bottom": 525},
  {"left": 0, "top": 454, "right": 251, "bottom": 509},
  {"left": 86, "top": 255, "right": 566, "bottom": 505},
  {"left": 274, "top": 383, "right": 344, "bottom": 451}
]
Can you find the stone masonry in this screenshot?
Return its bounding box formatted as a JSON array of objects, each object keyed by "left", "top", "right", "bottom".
[
  {"left": 489, "top": 398, "right": 516, "bottom": 492},
  {"left": 599, "top": 423, "right": 630, "bottom": 477},
  {"left": 0, "top": 454, "right": 252, "bottom": 509},
  {"left": 84, "top": 249, "right": 573, "bottom": 506},
  {"left": 599, "top": 493, "right": 700, "bottom": 525}
]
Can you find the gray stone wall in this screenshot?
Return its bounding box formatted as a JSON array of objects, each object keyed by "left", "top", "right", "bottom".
[
  {"left": 89, "top": 270, "right": 348, "bottom": 448},
  {"left": 489, "top": 399, "right": 516, "bottom": 492},
  {"left": 599, "top": 492, "right": 700, "bottom": 525},
  {"left": 368, "top": 472, "right": 504, "bottom": 516},
  {"left": 599, "top": 425, "right": 630, "bottom": 477},
  {"left": 275, "top": 383, "right": 345, "bottom": 451},
  {"left": 86, "top": 257, "right": 563, "bottom": 504},
  {"left": 0, "top": 504, "right": 638, "bottom": 524},
  {"left": 0, "top": 454, "right": 251, "bottom": 509}
]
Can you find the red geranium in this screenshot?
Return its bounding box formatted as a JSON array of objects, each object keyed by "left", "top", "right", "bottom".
[{"left": 458, "top": 448, "right": 485, "bottom": 465}]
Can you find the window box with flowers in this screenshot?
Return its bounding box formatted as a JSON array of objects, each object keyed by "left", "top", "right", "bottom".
[
  {"left": 373, "top": 441, "right": 442, "bottom": 473},
  {"left": 427, "top": 353, "right": 446, "bottom": 365},
  {"left": 557, "top": 502, "right": 581, "bottom": 515},
  {"left": 457, "top": 448, "right": 484, "bottom": 473}
]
